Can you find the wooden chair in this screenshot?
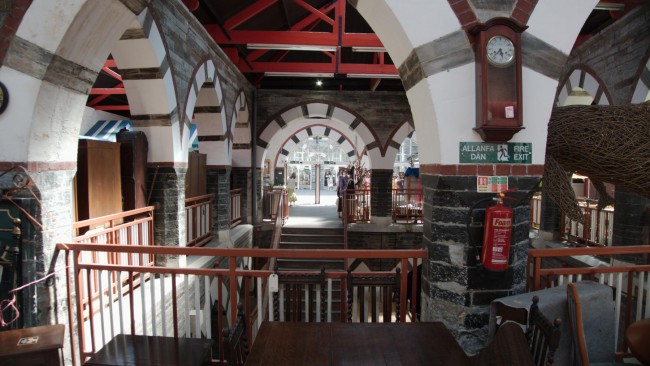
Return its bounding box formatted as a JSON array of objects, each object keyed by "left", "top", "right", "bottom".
[
  {"left": 526, "top": 295, "right": 562, "bottom": 366},
  {"left": 566, "top": 283, "right": 634, "bottom": 366},
  {"left": 222, "top": 304, "right": 248, "bottom": 366},
  {"left": 346, "top": 268, "right": 400, "bottom": 323},
  {"left": 472, "top": 296, "right": 561, "bottom": 366}
]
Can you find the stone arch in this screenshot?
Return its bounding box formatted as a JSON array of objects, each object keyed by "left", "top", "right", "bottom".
[
  {"left": 110, "top": 7, "right": 184, "bottom": 163},
  {"left": 631, "top": 49, "right": 650, "bottom": 103},
  {"left": 556, "top": 66, "right": 611, "bottom": 106},
  {"left": 271, "top": 124, "right": 361, "bottom": 169},
  {"left": 382, "top": 120, "right": 415, "bottom": 170},
  {"left": 232, "top": 90, "right": 252, "bottom": 167},
  {"left": 257, "top": 101, "right": 376, "bottom": 169},
  {"left": 189, "top": 58, "right": 229, "bottom": 165}
]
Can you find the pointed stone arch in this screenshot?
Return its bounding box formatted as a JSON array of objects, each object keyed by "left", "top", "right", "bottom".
[
  {"left": 631, "top": 49, "right": 650, "bottom": 103},
  {"left": 557, "top": 66, "right": 611, "bottom": 106}
]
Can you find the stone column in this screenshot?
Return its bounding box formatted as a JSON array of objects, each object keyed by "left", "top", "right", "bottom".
[
  {"left": 370, "top": 169, "right": 393, "bottom": 223},
  {"left": 147, "top": 166, "right": 186, "bottom": 265},
  {"left": 613, "top": 189, "right": 649, "bottom": 263},
  {"left": 231, "top": 167, "right": 251, "bottom": 224},
  {"left": 419, "top": 164, "right": 541, "bottom": 353},
  {"left": 540, "top": 193, "right": 563, "bottom": 241},
  {"left": 207, "top": 167, "right": 231, "bottom": 241}
]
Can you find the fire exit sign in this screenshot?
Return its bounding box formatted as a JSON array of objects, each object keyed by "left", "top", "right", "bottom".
[{"left": 459, "top": 142, "right": 532, "bottom": 164}]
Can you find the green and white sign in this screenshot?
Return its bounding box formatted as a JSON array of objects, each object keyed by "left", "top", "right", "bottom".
[{"left": 459, "top": 142, "right": 532, "bottom": 164}]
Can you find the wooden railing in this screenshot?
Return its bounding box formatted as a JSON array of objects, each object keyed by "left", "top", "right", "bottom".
[
  {"left": 185, "top": 194, "right": 212, "bottom": 247},
  {"left": 560, "top": 199, "right": 614, "bottom": 247},
  {"left": 529, "top": 195, "right": 614, "bottom": 247},
  {"left": 56, "top": 243, "right": 426, "bottom": 365},
  {"left": 392, "top": 189, "right": 423, "bottom": 224},
  {"left": 230, "top": 189, "right": 242, "bottom": 228},
  {"left": 343, "top": 189, "right": 371, "bottom": 223},
  {"left": 263, "top": 187, "right": 288, "bottom": 222},
  {"left": 527, "top": 245, "right": 650, "bottom": 356}
]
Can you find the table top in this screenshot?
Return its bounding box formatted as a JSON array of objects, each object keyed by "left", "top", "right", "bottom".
[
  {"left": 0, "top": 324, "right": 65, "bottom": 357},
  {"left": 626, "top": 318, "right": 650, "bottom": 365},
  {"left": 84, "top": 334, "right": 212, "bottom": 366},
  {"left": 245, "top": 321, "right": 472, "bottom": 366}
]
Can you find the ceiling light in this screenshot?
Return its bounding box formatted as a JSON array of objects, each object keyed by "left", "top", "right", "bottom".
[
  {"left": 264, "top": 72, "right": 335, "bottom": 78},
  {"left": 347, "top": 73, "right": 400, "bottom": 79},
  {"left": 316, "top": 80, "right": 323, "bottom": 87},
  {"left": 594, "top": 2, "right": 625, "bottom": 10},
  {"left": 248, "top": 43, "right": 337, "bottom": 52},
  {"left": 351, "top": 46, "right": 386, "bottom": 53}
]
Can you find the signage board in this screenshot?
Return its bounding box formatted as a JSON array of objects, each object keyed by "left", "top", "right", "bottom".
[
  {"left": 477, "top": 176, "right": 508, "bottom": 193},
  {"left": 460, "top": 142, "right": 532, "bottom": 164}
]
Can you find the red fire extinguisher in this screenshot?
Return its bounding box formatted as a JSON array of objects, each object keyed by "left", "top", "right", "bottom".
[{"left": 481, "top": 192, "right": 513, "bottom": 271}]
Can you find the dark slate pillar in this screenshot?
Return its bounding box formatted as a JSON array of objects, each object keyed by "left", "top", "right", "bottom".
[
  {"left": 207, "top": 167, "right": 231, "bottom": 238},
  {"left": 370, "top": 169, "right": 392, "bottom": 221},
  {"left": 612, "top": 189, "right": 649, "bottom": 263},
  {"left": 540, "top": 192, "right": 562, "bottom": 240},
  {"left": 419, "top": 164, "right": 541, "bottom": 354},
  {"left": 147, "top": 166, "right": 186, "bottom": 265},
  {"left": 231, "top": 167, "right": 250, "bottom": 224}
]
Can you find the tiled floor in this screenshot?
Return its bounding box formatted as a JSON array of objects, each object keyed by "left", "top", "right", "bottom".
[{"left": 284, "top": 189, "right": 342, "bottom": 228}]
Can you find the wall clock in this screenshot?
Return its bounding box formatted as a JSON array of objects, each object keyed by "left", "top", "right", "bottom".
[{"left": 471, "top": 19, "right": 527, "bottom": 142}]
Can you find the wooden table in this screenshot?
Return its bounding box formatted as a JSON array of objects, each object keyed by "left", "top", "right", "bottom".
[
  {"left": 626, "top": 318, "right": 650, "bottom": 365},
  {"left": 0, "top": 324, "right": 65, "bottom": 366},
  {"left": 84, "top": 334, "right": 212, "bottom": 366},
  {"left": 245, "top": 322, "right": 472, "bottom": 366}
]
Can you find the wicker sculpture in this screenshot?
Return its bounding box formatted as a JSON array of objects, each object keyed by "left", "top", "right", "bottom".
[{"left": 544, "top": 102, "right": 650, "bottom": 222}]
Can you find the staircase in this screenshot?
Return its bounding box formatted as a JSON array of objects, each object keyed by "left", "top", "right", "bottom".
[{"left": 275, "top": 227, "right": 345, "bottom": 321}]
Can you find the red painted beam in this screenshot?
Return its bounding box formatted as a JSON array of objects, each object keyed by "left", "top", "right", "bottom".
[
  {"left": 90, "top": 88, "right": 126, "bottom": 95},
  {"left": 92, "top": 105, "right": 131, "bottom": 111},
  {"left": 88, "top": 82, "right": 124, "bottom": 107},
  {"left": 224, "top": 0, "right": 278, "bottom": 30},
  {"left": 240, "top": 61, "right": 397, "bottom": 75},
  {"left": 293, "top": 0, "right": 335, "bottom": 26},
  {"left": 204, "top": 27, "right": 383, "bottom": 48}
]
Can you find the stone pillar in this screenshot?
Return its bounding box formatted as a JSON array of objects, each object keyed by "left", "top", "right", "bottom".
[
  {"left": 540, "top": 192, "right": 562, "bottom": 241},
  {"left": 147, "top": 166, "right": 186, "bottom": 265},
  {"left": 419, "top": 165, "right": 540, "bottom": 354},
  {"left": 613, "top": 189, "right": 649, "bottom": 261},
  {"left": 370, "top": 169, "right": 393, "bottom": 223},
  {"left": 207, "top": 167, "right": 231, "bottom": 241},
  {"left": 231, "top": 167, "right": 250, "bottom": 224}
]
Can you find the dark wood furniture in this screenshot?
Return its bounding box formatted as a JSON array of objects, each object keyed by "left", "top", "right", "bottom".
[
  {"left": 527, "top": 296, "right": 562, "bottom": 366},
  {"left": 245, "top": 321, "right": 473, "bottom": 366},
  {"left": 222, "top": 304, "right": 249, "bottom": 366},
  {"left": 471, "top": 322, "right": 535, "bottom": 366},
  {"left": 0, "top": 324, "right": 64, "bottom": 366},
  {"left": 84, "top": 334, "right": 212, "bottom": 366},
  {"left": 347, "top": 268, "right": 400, "bottom": 323},
  {"left": 116, "top": 129, "right": 148, "bottom": 212},
  {"left": 625, "top": 318, "right": 650, "bottom": 365}
]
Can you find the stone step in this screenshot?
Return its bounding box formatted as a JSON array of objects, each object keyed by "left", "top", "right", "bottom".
[
  {"left": 276, "top": 258, "right": 345, "bottom": 271},
  {"left": 280, "top": 233, "right": 344, "bottom": 243},
  {"left": 282, "top": 227, "right": 343, "bottom": 236}
]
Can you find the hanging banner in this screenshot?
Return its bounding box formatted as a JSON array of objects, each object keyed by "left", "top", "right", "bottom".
[{"left": 459, "top": 142, "right": 532, "bottom": 164}]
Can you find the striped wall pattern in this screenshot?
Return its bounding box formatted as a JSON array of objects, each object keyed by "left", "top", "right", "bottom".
[
  {"left": 557, "top": 67, "right": 610, "bottom": 106},
  {"left": 83, "top": 120, "right": 132, "bottom": 142},
  {"left": 232, "top": 91, "right": 252, "bottom": 167},
  {"left": 632, "top": 55, "right": 650, "bottom": 103}
]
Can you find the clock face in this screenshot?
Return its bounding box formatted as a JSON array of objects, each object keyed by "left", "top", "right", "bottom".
[{"left": 486, "top": 35, "right": 515, "bottom": 67}]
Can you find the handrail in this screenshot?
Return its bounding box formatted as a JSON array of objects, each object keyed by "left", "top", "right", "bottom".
[
  {"left": 185, "top": 194, "right": 212, "bottom": 247},
  {"left": 267, "top": 188, "right": 285, "bottom": 271},
  {"left": 560, "top": 201, "right": 614, "bottom": 247},
  {"left": 73, "top": 206, "right": 154, "bottom": 233},
  {"left": 392, "top": 188, "right": 423, "bottom": 223},
  {"left": 56, "top": 242, "right": 427, "bottom": 365}
]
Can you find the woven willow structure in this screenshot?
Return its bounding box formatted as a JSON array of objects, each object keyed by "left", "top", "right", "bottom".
[{"left": 544, "top": 102, "right": 650, "bottom": 222}]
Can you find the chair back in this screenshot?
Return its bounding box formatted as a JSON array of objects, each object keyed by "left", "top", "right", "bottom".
[
  {"left": 222, "top": 304, "right": 249, "bottom": 366},
  {"left": 347, "top": 268, "right": 400, "bottom": 322},
  {"left": 566, "top": 283, "right": 589, "bottom": 366},
  {"left": 526, "top": 296, "right": 562, "bottom": 366}
]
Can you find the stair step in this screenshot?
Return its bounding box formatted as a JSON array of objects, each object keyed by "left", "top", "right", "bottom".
[
  {"left": 282, "top": 227, "right": 343, "bottom": 236},
  {"left": 280, "top": 234, "right": 344, "bottom": 243},
  {"left": 276, "top": 259, "right": 344, "bottom": 271},
  {"left": 280, "top": 242, "right": 344, "bottom": 249}
]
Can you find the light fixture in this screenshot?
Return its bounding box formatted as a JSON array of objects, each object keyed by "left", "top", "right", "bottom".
[
  {"left": 594, "top": 2, "right": 625, "bottom": 10},
  {"left": 264, "top": 72, "right": 335, "bottom": 78},
  {"left": 347, "top": 73, "right": 400, "bottom": 79},
  {"left": 247, "top": 43, "right": 337, "bottom": 52},
  {"left": 316, "top": 80, "right": 323, "bottom": 87},
  {"left": 351, "top": 46, "right": 386, "bottom": 53}
]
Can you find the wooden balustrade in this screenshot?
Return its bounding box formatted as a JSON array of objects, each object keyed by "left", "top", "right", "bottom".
[
  {"left": 55, "top": 243, "right": 426, "bottom": 365},
  {"left": 560, "top": 199, "right": 614, "bottom": 247},
  {"left": 185, "top": 194, "right": 212, "bottom": 247},
  {"left": 392, "top": 189, "right": 423, "bottom": 223},
  {"left": 229, "top": 189, "right": 242, "bottom": 228},
  {"left": 343, "top": 189, "right": 371, "bottom": 223},
  {"left": 527, "top": 245, "right": 650, "bottom": 356}
]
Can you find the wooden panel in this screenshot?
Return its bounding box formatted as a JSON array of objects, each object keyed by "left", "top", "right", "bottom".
[
  {"left": 185, "top": 152, "right": 207, "bottom": 198},
  {"left": 77, "top": 140, "right": 122, "bottom": 224},
  {"left": 117, "top": 130, "right": 148, "bottom": 211}
]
